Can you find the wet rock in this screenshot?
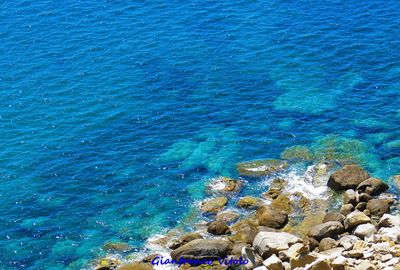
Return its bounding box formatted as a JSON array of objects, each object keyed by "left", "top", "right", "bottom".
[
  {"left": 207, "top": 177, "right": 242, "bottom": 193},
  {"left": 237, "top": 196, "right": 261, "bottom": 209},
  {"left": 263, "top": 178, "right": 288, "bottom": 200},
  {"left": 256, "top": 206, "right": 288, "bottom": 229},
  {"left": 319, "top": 237, "right": 339, "bottom": 251},
  {"left": 366, "top": 199, "right": 389, "bottom": 217},
  {"left": 270, "top": 194, "right": 293, "bottom": 214},
  {"left": 323, "top": 212, "right": 345, "bottom": 224},
  {"left": 216, "top": 211, "right": 240, "bottom": 224},
  {"left": 344, "top": 211, "right": 371, "bottom": 230},
  {"left": 343, "top": 189, "right": 357, "bottom": 205},
  {"left": 354, "top": 223, "right": 377, "bottom": 239},
  {"left": 200, "top": 196, "right": 228, "bottom": 214},
  {"left": 170, "top": 239, "right": 231, "bottom": 261},
  {"left": 280, "top": 145, "right": 314, "bottom": 162},
  {"left": 169, "top": 233, "right": 203, "bottom": 250},
  {"left": 237, "top": 159, "right": 288, "bottom": 177},
  {"left": 340, "top": 204, "right": 354, "bottom": 216},
  {"left": 253, "top": 231, "right": 302, "bottom": 258},
  {"left": 308, "top": 221, "right": 344, "bottom": 241},
  {"left": 327, "top": 165, "right": 370, "bottom": 191},
  {"left": 263, "top": 254, "right": 284, "bottom": 270},
  {"left": 102, "top": 242, "right": 132, "bottom": 252},
  {"left": 379, "top": 214, "right": 400, "bottom": 228},
  {"left": 356, "top": 178, "right": 388, "bottom": 196},
  {"left": 207, "top": 221, "right": 230, "bottom": 235}
]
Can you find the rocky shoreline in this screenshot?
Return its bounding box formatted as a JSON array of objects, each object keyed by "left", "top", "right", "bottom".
[{"left": 93, "top": 160, "right": 400, "bottom": 270}]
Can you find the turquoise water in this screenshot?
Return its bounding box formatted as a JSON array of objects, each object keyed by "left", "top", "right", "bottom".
[{"left": 1, "top": 0, "right": 400, "bottom": 269}]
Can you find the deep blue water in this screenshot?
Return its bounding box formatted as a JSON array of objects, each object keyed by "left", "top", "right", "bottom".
[{"left": 1, "top": 0, "right": 400, "bottom": 269}]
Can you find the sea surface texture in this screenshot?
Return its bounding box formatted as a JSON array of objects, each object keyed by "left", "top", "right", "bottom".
[{"left": 1, "top": 0, "right": 400, "bottom": 269}]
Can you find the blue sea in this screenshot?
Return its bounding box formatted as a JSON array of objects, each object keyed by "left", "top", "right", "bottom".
[{"left": 1, "top": 0, "right": 400, "bottom": 269}]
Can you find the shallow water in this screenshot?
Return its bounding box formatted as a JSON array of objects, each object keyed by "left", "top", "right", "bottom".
[{"left": 1, "top": 0, "right": 400, "bottom": 269}]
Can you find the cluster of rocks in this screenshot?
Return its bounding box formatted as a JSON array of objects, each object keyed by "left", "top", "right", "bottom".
[{"left": 93, "top": 162, "right": 400, "bottom": 270}]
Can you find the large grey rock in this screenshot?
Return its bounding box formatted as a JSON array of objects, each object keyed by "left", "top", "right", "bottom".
[
  {"left": 344, "top": 211, "right": 371, "bottom": 230},
  {"left": 354, "top": 223, "right": 377, "bottom": 239},
  {"left": 356, "top": 177, "right": 388, "bottom": 196},
  {"left": 253, "top": 232, "right": 302, "bottom": 258},
  {"left": 308, "top": 221, "right": 344, "bottom": 241},
  {"left": 170, "top": 239, "right": 231, "bottom": 261},
  {"left": 328, "top": 165, "right": 370, "bottom": 191}
]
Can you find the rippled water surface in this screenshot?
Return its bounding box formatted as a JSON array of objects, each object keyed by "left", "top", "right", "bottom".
[{"left": 1, "top": 0, "right": 400, "bottom": 269}]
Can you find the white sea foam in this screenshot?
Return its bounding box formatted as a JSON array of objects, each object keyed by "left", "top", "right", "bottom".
[{"left": 263, "top": 164, "right": 330, "bottom": 200}]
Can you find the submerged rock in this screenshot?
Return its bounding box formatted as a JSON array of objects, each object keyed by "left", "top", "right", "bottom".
[
  {"left": 170, "top": 239, "right": 231, "bottom": 261},
  {"left": 256, "top": 206, "right": 288, "bottom": 229},
  {"left": 237, "top": 159, "right": 288, "bottom": 177},
  {"left": 328, "top": 165, "right": 370, "bottom": 191},
  {"left": 102, "top": 242, "right": 132, "bottom": 252},
  {"left": 200, "top": 196, "right": 228, "bottom": 214},
  {"left": 207, "top": 177, "right": 242, "bottom": 193},
  {"left": 280, "top": 145, "right": 314, "bottom": 162}
]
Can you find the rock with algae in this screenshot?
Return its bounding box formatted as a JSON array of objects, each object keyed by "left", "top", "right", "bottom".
[
  {"left": 280, "top": 145, "right": 314, "bottom": 162},
  {"left": 236, "top": 159, "right": 288, "bottom": 177}
]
